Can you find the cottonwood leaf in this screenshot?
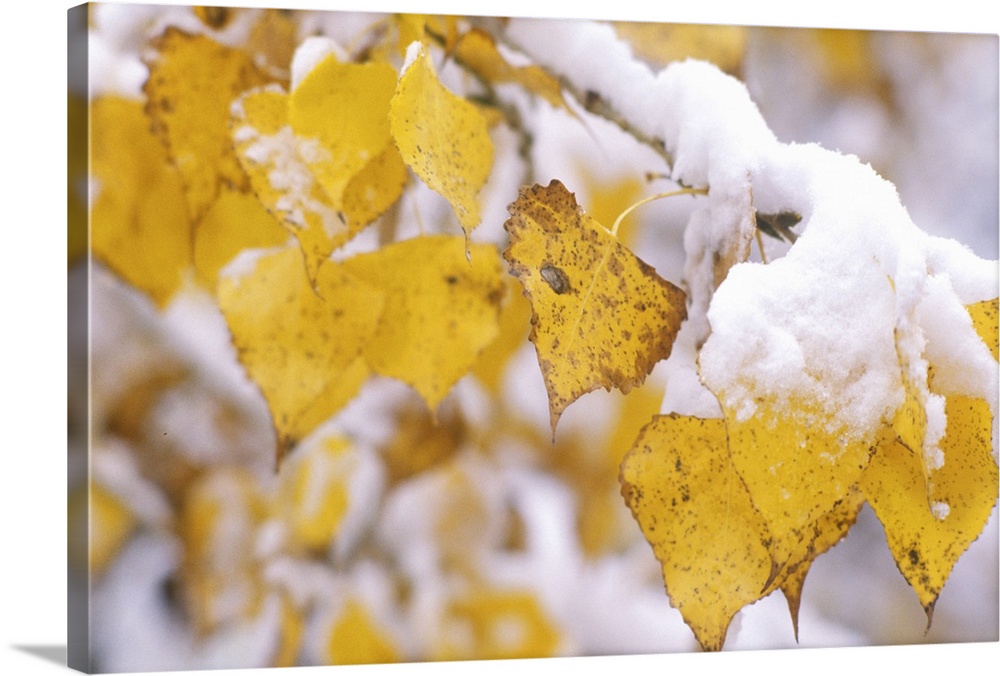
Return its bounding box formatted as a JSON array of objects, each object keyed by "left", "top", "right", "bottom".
[
  {"left": 395, "top": 14, "right": 460, "bottom": 57},
  {"left": 968, "top": 297, "right": 999, "bottom": 362},
  {"left": 768, "top": 487, "right": 865, "bottom": 641},
  {"left": 862, "top": 396, "right": 999, "bottom": 622},
  {"left": 390, "top": 43, "right": 494, "bottom": 238},
  {"left": 452, "top": 28, "right": 569, "bottom": 111},
  {"left": 503, "top": 180, "right": 687, "bottom": 433},
  {"left": 289, "top": 53, "right": 401, "bottom": 208},
  {"left": 233, "top": 78, "right": 407, "bottom": 285},
  {"left": 178, "top": 468, "right": 266, "bottom": 633},
  {"left": 620, "top": 414, "right": 773, "bottom": 652},
  {"left": 89, "top": 483, "right": 137, "bottom": 576},
  {"left": 193, "top": 188, "right": 289, "bottom": 292},
  {"left": 342, "top": 235, "right": 504, "bottom": 412},
  {"left": 278, "top": 436, "right": 355, "bottom": 552},
  {"left": 472, "top": 276, "right": 530, "bottom": 393},
  {"left": 144, "top": 28, "right": 271, "bottom": 222},
  {"left": 218, "top": 244, "right": 383, "bottom": 466},
  {"left": 612, "top": 22, "right": 747, "bottom": 73},
  {"left": 721, "top": 398, "right": 874, "bottom": 574},
  {"left": 90, "top": 96, "right": 192, "bottom": 307},
  {"left": 434, "top": 588, "right": 562, "bottom": 661},
  {"left": 327, "top": 600, "right": 401, "bottom": 665}
]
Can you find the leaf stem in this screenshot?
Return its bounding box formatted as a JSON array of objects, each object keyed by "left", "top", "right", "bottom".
[{"left": 610, "top": 186, "right": 708, "bottom": 237}]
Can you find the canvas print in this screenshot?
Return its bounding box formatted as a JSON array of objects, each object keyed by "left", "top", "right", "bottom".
[{"left": 67, "top": 2, "right": 999, "bottom": 673}]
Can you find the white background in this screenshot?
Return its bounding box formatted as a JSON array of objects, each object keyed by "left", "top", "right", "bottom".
[{"left": 2, "top": 0, "right": 997, "bottom": 674}]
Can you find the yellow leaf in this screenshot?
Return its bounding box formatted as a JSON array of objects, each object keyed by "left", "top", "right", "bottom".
[
  {"left": 193, "top": 188, "right": 289, "bottom": 292},
  {"left": 390, "top": 43, "right": 494, "bottom": 237},
  {"left": 193, "top": 6, "right": 236, "bottom": 30},
  {"left": 340, "top": 143, "right": 410, "bottom": 231},
  {"left": 246, "top": 8, "right": 298, "bottom": 82},
  {"left": 328, "top": 599, "right": 400, "bottom": 665},
  {"left": 452, "top": 28, "right": 569, "bottom": 111},
  {"left": 722, "top": 397, "right": 873, "bottom": 573},
  {"left": 217, "top": 244, "right": 384, "bottom": 466},
  {"left": 279, "top": 436, "right": 355, "bottom": 552},
  {"left": 289, "top": 54, "right": 399, "bottom": 207},
  {"left": 90, "top": 96, "right": 192, "bottom": 307},
  {"left": 620, "top": 414, "right": 773, "bottom": 652},
  {"left": 395, "top": 14, "right": 460, "bottom": 56},
  {"left": 178, "top": 469, "right": 266, "bottom": 634},
  {"left": 579, "top": 171, "right": 646, "bottom": 249},
  {"left": 613, "top": 22, "right": 747, "bottom": 74},
  {"left": 232, "top": 86, "right": 346, "bottom": 284},
  {"left": 435, "top": 588, "right": 562, "bottom": 661},
  {"left": 273, "top": 594, "right": 306, "bottom": 668},
  {"left": 233, "top": 80, "right": 406, "bottom": 284},
  {"left": 342, "top": 235, "right": 505, "bottom": 412},
  {"left": 503, "top": 180, "right": 687, "bottom": 433},
  {"left": 472, "top": 275, "right": 530, "bottom": 393},
  {"left": 382, "top": 401, "right": 465, "bottom": 485},
  {"left": 89, "top": 483, "right": 137, "bottom": 576},
  {"left": 968, "top": 298, "right": 999, "bottom": 362},
  {"left": 862, "top": 396, "right": 999, "bottom": 621},
  {"left": 144, "top": 28, "right": 271, "bottom": 222},
  {"left": 769, "top": 487, "right": 865, "bottom": 641}
]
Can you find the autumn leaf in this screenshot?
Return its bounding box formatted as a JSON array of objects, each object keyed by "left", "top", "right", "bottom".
[
  {"left": 88, "top": 483, "right": 138, "bottom": 576},
  {"left": 861, "top": 396, "right": 998, "bottom": 622},
  {"left": 968, "top": 297, "right": 999, "bottom": 362},
  {"left": 233, "top": 70, "right": 408, "bottom": 284},
  {"left": 503, "top": 180, "right": 687, "bottom": 433},
  {"left": 217, "top": 244, "right": 384, "bottom": 466},
  {"left": 390, "top": 42, "right": 494, "bottom": 238},
  {"left": 452, "top": 28, "right": 569, "bottom": 111},
  {"left": 144, "top": 28, "right": 271, "bottom": 222},
  {"left": 433, "top": 588, "right": 562, "bottom": 661},
  {"left": 720, "top": 397, "right": 874, "bottom": 574},
  {"left": 90, "top": 95, "right": 193, "bottom": 307},
  {"left": 327, "top": 600, "right": 401, "bottom": 665},
  {"left": 193, "top": 188, "right": 289, "bottom": 292},
  {"left": 768, "top": 487, "right": 865, "bottom": 640},
  {"left": 613, "top": 21, "right": 747, "bottom": 74},
  {"left": 620, "top": 414, "right": 773, "bottom": 651},
  {"left": 472, "top": 275, "right": 531, "bottom": 393},
  {"left": 178, "top": 468, "right": 267, "bottom": 634},
  {"left": 289, "top": 53, "right": 400, "bottom": 208},
  {"left": 278, "top": 436, "right": 355, "bottom": 552},
  {"left": 395, "top": 14, "right": 460, "bottom": 57},
  {"left": 342, "top": 235, "right": 505, "bottom": 412}
]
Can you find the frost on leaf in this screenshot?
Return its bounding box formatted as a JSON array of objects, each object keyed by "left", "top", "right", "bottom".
[
  {"left": 503, "top": 180, "right": 687, "bottom": 433},
  {"left": 90, "top": 96, "right": 192, "bottom": 307},
  {"left": 144, "top": 28, "right": 271, "bottom": 222},
  {"left": 218, "top": 244, "right": 384, "bottom": 466},
  {"left": 862, "top": 396, "right": 998, "bottom": 622},
  {"left": 390, "top": 43, "right": 494, "bottom": 238},
  {"left": 342, "top": 235, "right": 505, "bottom": 412},
  {"left": 620, "top": 414, "right": 773, "bottom": 652}
]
